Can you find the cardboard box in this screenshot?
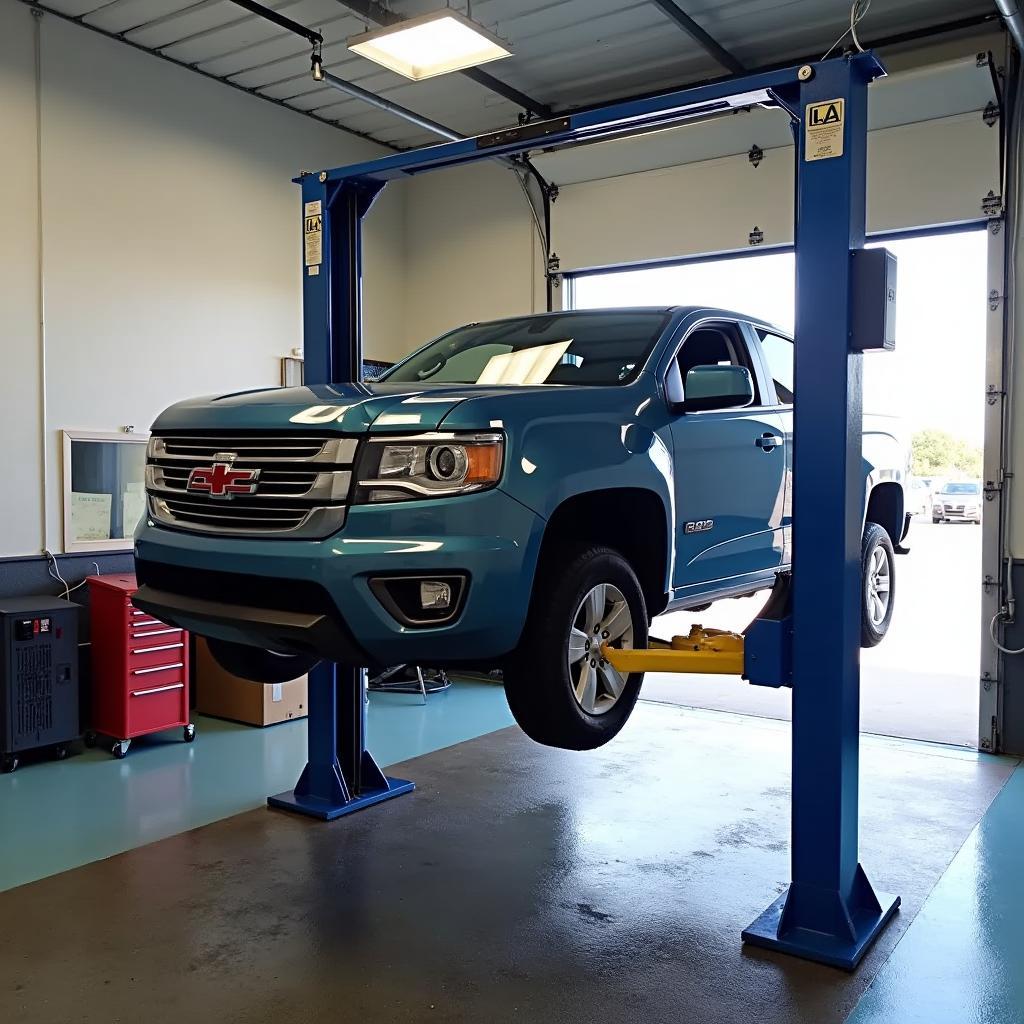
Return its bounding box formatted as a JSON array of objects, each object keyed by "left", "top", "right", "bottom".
[{"left": 195, "top": 639, "right": 307, "bottom": 727}]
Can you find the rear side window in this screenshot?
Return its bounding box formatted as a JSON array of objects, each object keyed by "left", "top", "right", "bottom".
[{"left": 757, "top": 330, "right": 794, "bottom": 404}]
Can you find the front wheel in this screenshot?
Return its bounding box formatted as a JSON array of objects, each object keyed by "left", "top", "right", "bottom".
[
  {"left": 861, "top": 522, "right": 896, "bottom": 648},
  {"left": 503, "top": 545, "right": 647, "bottom": 750}
]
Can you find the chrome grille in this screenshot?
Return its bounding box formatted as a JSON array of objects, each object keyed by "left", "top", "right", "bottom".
[{"left": 146, "top": 432, "right": 356, "bottom": 538}]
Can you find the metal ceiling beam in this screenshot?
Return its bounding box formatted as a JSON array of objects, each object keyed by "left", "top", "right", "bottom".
[
  {"left": 648, "top": 0, "right": 745, "bottom": 74},
  {"left": 566, "top": 9, "right": 1001, "bottom": 119},
  {"left": 225, "top": 0, "right": 321, "bottom": 47},
  {"left": 335, "top": 0, "right": 552, "bottom": 117}
]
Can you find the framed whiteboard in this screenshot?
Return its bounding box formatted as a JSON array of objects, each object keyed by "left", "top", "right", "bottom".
[{"left": 61, "top": 430, "right": 149, "bottom": 553}]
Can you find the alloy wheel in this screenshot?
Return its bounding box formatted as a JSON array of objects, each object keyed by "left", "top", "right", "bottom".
[
  {"left": 567, "top": 583, "right": 635, "bottom": 715},
  {"left": 866, "top": 545, "right": 892, "bottom": 627}
]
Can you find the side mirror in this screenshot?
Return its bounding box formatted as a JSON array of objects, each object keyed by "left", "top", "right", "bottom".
[{"left": 682, "top": 365, "right": 755, "bottom": 413}]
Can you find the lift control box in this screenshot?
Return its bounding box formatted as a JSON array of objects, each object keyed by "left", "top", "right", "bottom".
[{"left": 850, "top": 247, "right": 897, "bottom": 351}]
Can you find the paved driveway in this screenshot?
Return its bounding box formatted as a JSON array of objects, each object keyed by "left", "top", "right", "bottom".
[{"left": 643, "top": 518, "right": 982, "bottom": 746}]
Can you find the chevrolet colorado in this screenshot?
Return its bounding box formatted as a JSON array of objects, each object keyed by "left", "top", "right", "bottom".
[{"left": 133, "top": 307, "right": 909, "bottom": 749}]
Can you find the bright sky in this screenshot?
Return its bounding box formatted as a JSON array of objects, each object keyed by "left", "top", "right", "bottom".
[{"left": 571, "top": 230, "right": 989, "bottom": 447}]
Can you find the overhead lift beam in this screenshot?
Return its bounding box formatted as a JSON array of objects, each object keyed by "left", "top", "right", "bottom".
[{"left": 285, "top": 52, "right": 898, "bottom": 972}]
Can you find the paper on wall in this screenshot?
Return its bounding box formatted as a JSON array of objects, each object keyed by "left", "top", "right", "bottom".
[
  {"left": 71, "top": 492, "right": 112, "bottom": 542},
  {"left": 121, "top": 482, "right": 146, "bottom": 539}
]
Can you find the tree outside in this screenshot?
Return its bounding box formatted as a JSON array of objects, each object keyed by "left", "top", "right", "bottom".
[{"left": 911, "top": 429, "right": 983, "bottom": 479}]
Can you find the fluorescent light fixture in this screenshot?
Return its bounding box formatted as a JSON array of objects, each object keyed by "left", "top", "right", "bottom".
[{"left": 348, "top": 9, "right": 512, "bottom": 82}]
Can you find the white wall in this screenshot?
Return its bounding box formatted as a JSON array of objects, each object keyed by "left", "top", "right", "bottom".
[
  {"left": 0, "top": 4, "right": 406, "bottom": 558},
  {"left": 401, "top": 162, "right": 545, "bottom": 348},
  {"left": 0, "top": 5, "right": 44, "bottom": 558}
]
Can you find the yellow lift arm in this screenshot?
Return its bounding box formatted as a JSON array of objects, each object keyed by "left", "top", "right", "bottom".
[
  {"left": 601, "top": 625, "right": 744, "bottom": 676},
  {"left": 600, "top": 574, "right": 793, "bottom": 685}
]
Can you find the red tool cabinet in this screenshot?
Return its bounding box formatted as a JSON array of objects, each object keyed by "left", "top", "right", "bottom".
[{"left": 86, "top": 573, "right": 194, "bottom": 759}]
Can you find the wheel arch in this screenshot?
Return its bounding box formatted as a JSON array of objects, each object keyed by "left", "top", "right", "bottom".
[
  {"left": 536, "top": 488, "right": 671, "bottom": 619},
  {"left": 865, "top": 481, "right": 904, "bottom": 546}
]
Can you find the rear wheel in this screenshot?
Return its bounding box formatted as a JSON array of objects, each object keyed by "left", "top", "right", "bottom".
[
  {"left": 861, "top": 522, "right": 896, "bottom": 648},
  {"left": 504, "top": 545, "right": 647, "bottom": 750},
  {"left": 207, "top": 639, "right": 319, "bottom": 684}
]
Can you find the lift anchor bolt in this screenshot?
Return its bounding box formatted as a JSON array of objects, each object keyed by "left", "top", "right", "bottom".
[{"left": 798, "top": 65, "right": 814, "bottom": 81}]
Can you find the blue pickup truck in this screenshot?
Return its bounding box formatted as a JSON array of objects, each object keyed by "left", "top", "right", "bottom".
[{"left": 134, "top": 307, "right": 908, "bottom": 750}]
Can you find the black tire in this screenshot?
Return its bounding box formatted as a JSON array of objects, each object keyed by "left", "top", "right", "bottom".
[
  {"left": 111, "top": 741, "right": 129, "bottom": 760},
  {"left": 932, "top": 517, "right": 941, "bottom": 524},
  {"left": 183, "top": 724, "right": 196, "bottom": 743},
  {"left": 504, "top": 544, "right": 648, "bottom": 751},
  {"left": 207, "top": 639, "right": 319, "bottom": 685},
  {"left": 861, "top": 522, "right": 896, "bottom": 648}
]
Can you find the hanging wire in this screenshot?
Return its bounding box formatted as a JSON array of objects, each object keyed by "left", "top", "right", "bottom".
[{"left": 820, "top": 0, "right": 873, "bottom": 61}]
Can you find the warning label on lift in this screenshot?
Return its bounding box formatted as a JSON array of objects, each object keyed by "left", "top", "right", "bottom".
[
  {"left": 805, "top": 98, "right": 844, "bottom": 162},
  {"left": 304, "top": 199, "right": 323, "bottom": 270}
]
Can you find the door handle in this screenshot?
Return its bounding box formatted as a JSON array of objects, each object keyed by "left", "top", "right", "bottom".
[{"left": 756, "top": 433, "right": 783, "bottom": 452}]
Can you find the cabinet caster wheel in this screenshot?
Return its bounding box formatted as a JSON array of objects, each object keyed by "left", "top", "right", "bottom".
[
  {"left": 1, "top": 755, "right": 18, "bottom": 774},
  {"left": 83, "top": 731, "right": 97, "bottom": 748},
  {"left": 111, "top": 740, "right": 130, "bottom": 760},
  {"left": 183, "top": 724, "right": 196, "bottom": 743},
  {"left": 54, "top": 744, "right": 69, "bottom": 761}
]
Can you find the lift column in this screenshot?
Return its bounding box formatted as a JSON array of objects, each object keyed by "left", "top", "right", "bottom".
[
  {"left": 268, "top": 171, "right": 414, "bottom": 820},
  {"left": 742, "top": 53, "right": 899, "bottom": 968}
]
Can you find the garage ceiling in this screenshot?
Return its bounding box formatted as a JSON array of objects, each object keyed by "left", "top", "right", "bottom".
[{"left": 31, "top": 0, "right": 1000, "bottom": 150}]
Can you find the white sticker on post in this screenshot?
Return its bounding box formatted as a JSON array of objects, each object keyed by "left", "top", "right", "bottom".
[
  {"left": 272, "top": 683, "right": 282, "bottom": 703},
  {"left": 805, "top": 98, "right": 845, "bottom": 161},
  {"left": 303, "top": 199, "right": 323, "bottom": 267}
]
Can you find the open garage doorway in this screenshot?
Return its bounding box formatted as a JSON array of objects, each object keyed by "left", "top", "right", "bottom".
[{"left": 568, "top": 227, "right": 990, "bottom": 747}]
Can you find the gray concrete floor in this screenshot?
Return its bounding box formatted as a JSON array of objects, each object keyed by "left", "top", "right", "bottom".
[
  {"left": 644, "top": 519, "right": 981, "bottom": 747},
  {"left": 1, "top": 702, "right": 1011, "bottom": 1024}
]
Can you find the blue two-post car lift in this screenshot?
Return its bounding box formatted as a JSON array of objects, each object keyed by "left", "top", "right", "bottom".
[{"left": 268, "top": 51, "right": 900, "bottom": 971}]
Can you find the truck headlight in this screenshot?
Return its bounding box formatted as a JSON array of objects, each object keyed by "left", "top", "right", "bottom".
[{"left": 355, "top": 432, "right": 504, "bottom": 503}]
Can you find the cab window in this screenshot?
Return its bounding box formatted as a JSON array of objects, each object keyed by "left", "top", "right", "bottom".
[
  {"left": 756, "top": 329, "right": 794, "bottom": 405},
  {"left": 666, "top": 322, "right": 761, "bottom": 405}
]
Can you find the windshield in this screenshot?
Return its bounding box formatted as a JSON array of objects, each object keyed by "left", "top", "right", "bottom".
[
  {"left": 942, "top": 482, "right": 980, "bottom": 494},
  {"left": 381, "top": 311, "right": 670, "bottom": 387}
]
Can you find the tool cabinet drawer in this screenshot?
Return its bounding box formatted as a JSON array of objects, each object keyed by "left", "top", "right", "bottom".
[
  {"left": 128, "top": 677, "right": 187, "bottom": 735},
  {"left": 128, "top": 640, "right": 187, "bottom": 672}
]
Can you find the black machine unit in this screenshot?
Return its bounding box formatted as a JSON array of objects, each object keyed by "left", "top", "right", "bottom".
[{"left": 0, "top": 597, "right": 80, "bottom": 773}]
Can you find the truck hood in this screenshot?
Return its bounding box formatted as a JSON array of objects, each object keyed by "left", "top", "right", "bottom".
[{"left": 151, "top": 381, "right": 553, "bottom": 434}]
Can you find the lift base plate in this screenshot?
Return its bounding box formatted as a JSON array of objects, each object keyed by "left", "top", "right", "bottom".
[
  {"left": 269, "top": 776, "right": 415, "bottom": 821},
  {"left": 742, "top": 886, "right": 900, "bottom": 971}
]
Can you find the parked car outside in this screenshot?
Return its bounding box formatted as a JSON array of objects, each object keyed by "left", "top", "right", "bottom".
[
  {"left": 907, "top": 478, "right": 931, "bottom": 517},
  {"left": 932, "top": 480, "right": 983, "bottom": 524}
]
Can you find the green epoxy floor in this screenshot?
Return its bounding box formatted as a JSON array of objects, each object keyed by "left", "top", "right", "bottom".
[
  {"left": 4, "top": 684, "right": 1024, "bottom": 1024},
  {"left": 848, "top": 763, "right": 1024, "bottom": 1024},
  {"left": 0, "top": 678, "right": 513, "bottom": 892}
]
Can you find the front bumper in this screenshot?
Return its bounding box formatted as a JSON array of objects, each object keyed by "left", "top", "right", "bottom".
[
  {"left": 935, "top": 507, "right": 981, "bottom": 522},
  {"left": 133, "top": 488, "right": 544, "bottom": 667}
]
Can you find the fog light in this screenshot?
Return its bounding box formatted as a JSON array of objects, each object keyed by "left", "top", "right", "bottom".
[
  {"left": 369, "top": 574, "right": 467, "bottom": 627},
  {"left": 420, "top": 580, "right": 452, "bottom": 610}
]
